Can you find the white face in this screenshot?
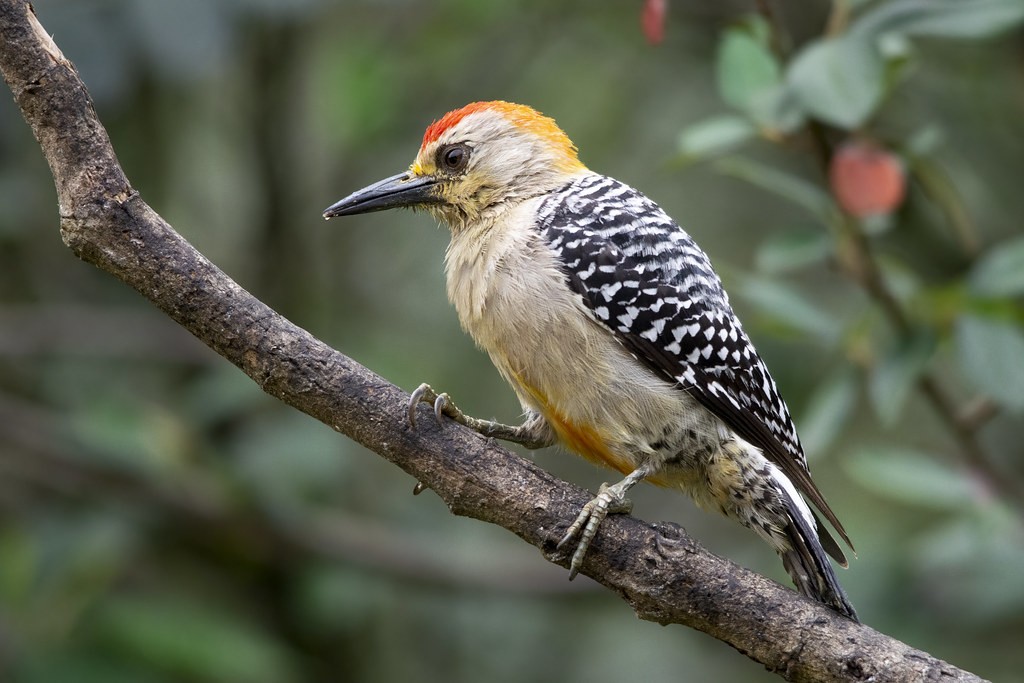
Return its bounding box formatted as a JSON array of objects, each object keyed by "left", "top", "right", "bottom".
[{"left": 411, "top": 110, "right": 584, "bottom": 228}]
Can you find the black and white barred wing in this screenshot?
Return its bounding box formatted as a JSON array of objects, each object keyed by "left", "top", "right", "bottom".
[{"left": 537, "top": 174, "right": 852, "bottom": 556}]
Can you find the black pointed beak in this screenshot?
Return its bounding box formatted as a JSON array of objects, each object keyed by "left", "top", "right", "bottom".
[{"left": 323, "top": 172, "right": 441, "bottom": 219}]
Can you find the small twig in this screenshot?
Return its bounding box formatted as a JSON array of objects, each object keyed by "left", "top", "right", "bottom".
[
  {"left": 825, "top": 0, "right": 852, "bottom": 37},
  {"left": 835, "top": 213, "right": 912, "bottom": 336},
  {"left": 957, "top": 395, "right": 1000, "bottom": 433},
  {"left": 911, "top": 159, "right": 981, "bottom": 258},
  {"left": 753, "top": 0, "right": 792, "bottom": 58},
  {"left": 915, "top": 377, "right": 1022, "bottom": 503}
]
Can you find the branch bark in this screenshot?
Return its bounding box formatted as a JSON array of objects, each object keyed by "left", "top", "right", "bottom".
[{"left": 0, "top": 3, "right": 987, "bottom": 681}]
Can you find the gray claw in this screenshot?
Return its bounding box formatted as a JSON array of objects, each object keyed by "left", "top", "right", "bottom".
[
  {"left": 408, "top": 383, "right": 436, "bottom": 429},
  {"left": 433, "top": 393, "right": 451, "bottom": 425}
]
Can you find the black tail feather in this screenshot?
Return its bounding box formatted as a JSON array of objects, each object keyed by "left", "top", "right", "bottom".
[{"left": 779, "top": 493, "right": 858, "bottom": 621}]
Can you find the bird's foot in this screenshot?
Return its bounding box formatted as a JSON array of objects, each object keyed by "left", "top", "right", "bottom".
[
  {"left": 557, "top": 481, "right": 634, "bottom": 580},
  {"left": 407, "top": 382, "right": 555, "bottom": 449},
  {"left": 408, "top": 383, "right": 466, "bottom": 429}
]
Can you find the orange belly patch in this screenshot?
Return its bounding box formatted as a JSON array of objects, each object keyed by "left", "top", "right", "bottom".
[
  {"left": 549, "top": 410, "right": 632, "bottom": 474},
  {"left": 512, "top": 371, "right": 670, "bottom": 485}
]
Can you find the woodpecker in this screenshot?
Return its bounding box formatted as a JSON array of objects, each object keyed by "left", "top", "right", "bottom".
[{"left": 324, "top": 101, "right": 857, "bottom": 620}]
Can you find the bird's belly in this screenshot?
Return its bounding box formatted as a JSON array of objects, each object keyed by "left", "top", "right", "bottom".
[
  {"left": 486, "top": 310, "right": 722, "bottom": 487},
  {"left": 507, "top": 364, "right": 637, "bottom": 476}
]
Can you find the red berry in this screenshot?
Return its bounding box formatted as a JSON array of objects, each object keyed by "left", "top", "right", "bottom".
[
  {"left": 642, "top": 0, "right": 667, "bottom": 46},
  {"left": 829, "top": 142, "right": 906, "bottom": 218}
]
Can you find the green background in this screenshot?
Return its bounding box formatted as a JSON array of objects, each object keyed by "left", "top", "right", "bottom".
[{"left": 1, "top": 1, "right": 1022, "bottom": 681}]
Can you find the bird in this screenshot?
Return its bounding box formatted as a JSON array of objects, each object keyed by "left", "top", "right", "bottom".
[{"left": 323, "top": 101, "right": 857, "bottom": 620}]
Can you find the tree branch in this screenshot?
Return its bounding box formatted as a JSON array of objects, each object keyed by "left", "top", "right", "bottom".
[{"left": 0, "top": 2, "right": 986, "bottom": 681}]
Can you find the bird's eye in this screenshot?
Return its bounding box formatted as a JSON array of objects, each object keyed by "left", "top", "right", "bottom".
[{"left": 439, "top": 144, "right": 470, "bottom": 173}]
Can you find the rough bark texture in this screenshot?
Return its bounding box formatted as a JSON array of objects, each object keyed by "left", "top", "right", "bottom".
[{"left": 0, "top": 3, "right": 987, "bottom": 681}]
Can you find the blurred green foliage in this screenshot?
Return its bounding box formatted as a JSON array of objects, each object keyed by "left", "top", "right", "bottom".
[{"left": 1, "top": 0, "right": 1023, "bottom": 681}]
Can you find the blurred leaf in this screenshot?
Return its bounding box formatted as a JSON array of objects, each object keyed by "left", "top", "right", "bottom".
[
  {"left": 38, "top": 516, "right": 134, "bottom": 596},
  {"left": 751, "top": 85, "right": 808, "bottom": 134},
  {"left": 16, "top": 650, "right": 163, "bottom": 683},
  {"left": 903, "top": 123, "right": 945, "bottom": 158},
  {"left": 787, "top": 35, "right": 885, "bottom": 130},
  {"left": 232, "top": 411, "right": 354, "bottom": 510},
  {"left": 0, "top": 528, "right": 35, "bottom": 607},
  {"left": 876, "top": 254, "right": 924, "bottom": 304},
  {"left": 756, "top": 230, "right": 831, "bottom": 274},
  {"left": 713, "top": 20, "right": 804, "bottom": 133},
  {"left": 231, "top": 0, "right": 323, "bottom": 18},
  {"left": 714, "top": 156, "right": 837, "bottom": 224},
  {"left": 127, "top": 0, "right": 232, "bottom": 81},
  {"left": 95, "top": 596, "right": 298, "bottom": 683},
  {"left": 70, "top": 400, "right": 160, "bottom": 474},
  {"left": 39, "top": 515, "right": 134, "bottom": 586},
  {"left": 182, "top": 365, "right": 274, "bottom": 427},
  {"left": 858, "top": 213, "right": 895, "bottom": 235},
  {"left": 845, "top": 447, "right": 977, "bottom": 509},
  {"left": 797, "top": 367, "right": 858, "bottom": 459},
  {"left": 677, "top": 115, "right": 756, "bottom": 162},
  {"left": 877, "top": 31, "right": 917, "bottom": 97},
  {"left": 876, "top": 30, "right": 914, "bottom": 60},
  {"left": 915, "top": 503, "right": 1022, "bottom": 568},
  {"left": 968, "top": 236, "right": 1024, "bottom": 297},
  {"left": 868, "top": 334, "right": 935, "bottom": 426},
  {"left": 0, "top": 170, "right": 42, "bottom": 236},
  {"left": 309, "top": 38, "right": 403, "bottom": 146},
  {"left": 955, "top": 314, "right": 1024, "bottom": 411},
  {"left": 716, "top": 21, "right": 782, "bottom": 117},
  {"left": 739, "top": 276, "right": 839, "bottom": 341},
  {"left": 910, "top": 158, "right": 980, "bottom": 254},
  {"left": 852, "top": 0, "right": 1024, "bottom": 40},
  {"left": 71, "top": 399, "right": 188, "bottom": 476},
  {"left": 912, "top": 511, "right": 1024, "bottom": 622},
  {"left": 11, "top": 516, "right": 136, "bottom": 646},
  {"left": 298, "top": 566, "right": 391, "bottom": 633}
]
